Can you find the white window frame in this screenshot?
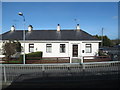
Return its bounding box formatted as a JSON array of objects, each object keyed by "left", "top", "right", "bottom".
[
  {"left": 85, "top": 44, "right": 92, "bottom": 53},
  {"left": 29, "top": 44, "right": 34, "bottom": 53},
  {"left": 46, "top": 44, "right": 52, "bottom": 53}
]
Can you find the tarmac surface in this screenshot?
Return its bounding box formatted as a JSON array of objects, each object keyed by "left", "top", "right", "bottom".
[{"left": 2, "top": 70, "right": 120, "bottom": 89}]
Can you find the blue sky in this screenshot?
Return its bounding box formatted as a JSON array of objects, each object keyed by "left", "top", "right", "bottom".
[{"left": 2, "top": 2, "right": 118, "bottom": 39}]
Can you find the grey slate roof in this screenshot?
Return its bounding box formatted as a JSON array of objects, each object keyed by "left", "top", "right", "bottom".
[{"left": 1, "top": 29, "right": 99, "bottom": 41}]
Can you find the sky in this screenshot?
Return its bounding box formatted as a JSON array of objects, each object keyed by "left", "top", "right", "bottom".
[{"left": 2, "top": 2, "right": 118, "bottom": 39}]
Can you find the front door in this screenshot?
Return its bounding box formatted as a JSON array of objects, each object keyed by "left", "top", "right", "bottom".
[{"left": 72, "top": 45, "right": 78, "bottom": 57}]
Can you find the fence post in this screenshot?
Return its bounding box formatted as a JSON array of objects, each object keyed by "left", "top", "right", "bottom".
[
  {"left": 57, "top": 58, "right": 58, "bottom": 63},
  {"left": 3, "top": 65, "right": 7, "bottom": 83},
  {"left": 69, "top": 57, "right": 70, "bottom": 63},
  {"left": 80, "top": 56, "right": 83, "bottom": 64}
]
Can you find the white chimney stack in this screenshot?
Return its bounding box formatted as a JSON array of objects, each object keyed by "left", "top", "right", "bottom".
[
  {"left": 11, "top": 25, "right": 15, "bottom": 31},
  {"left": 57, "top": 24, "right": 60, "bottom": 32},
  {"left": 76, "top": 24, "right": 80, "bottom": 31},
  {"left": 28, "top": 25, "right": 33, "bottom": 32}
]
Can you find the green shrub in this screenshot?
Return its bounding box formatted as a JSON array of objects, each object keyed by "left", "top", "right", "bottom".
[
  {"left": 26, "top": 51, "right": 42, "bottom": 57},
  {"left": 19, "top": 55, "right": 23, "bottom": 60},
  {"left": 19, "top": 51, "right": 43, "bottom": 60},
  {"left": 27, "top": 51, "right": 43, "bottom": 60}
]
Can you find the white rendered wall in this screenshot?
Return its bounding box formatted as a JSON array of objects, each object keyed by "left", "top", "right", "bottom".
[
  {"left": 81, "top": 42, "right": 99, "bottom": 56},
  {"left": 0, "top": 40, "right": 100, "bottom": 64},
  {"left": 35, "top": 43, "right": 69, "bottom": 57},
  {"left": 21, "top": 43, "right": 29, "bottom": 54},
  {"left": 19, "top": 40, "right": 100, "bottom": 58},
  {"left": 22, "top": 42, "right": 69, "bottom": 57},
  {"left": 0, "top": 41, "right": 3, "bottom": 54},
  {"left": 0, "top": 41, "right": 5, "bottom": 57}
]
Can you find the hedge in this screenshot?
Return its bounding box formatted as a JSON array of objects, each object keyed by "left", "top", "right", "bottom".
[
  {"left": 19, "top": 51, "right": 43, "bottom": 60},
  {"left": 26, "top": 51, "right": 43, "bottom": 57}
]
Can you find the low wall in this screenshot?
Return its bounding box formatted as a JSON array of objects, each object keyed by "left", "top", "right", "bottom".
[{"left": 83, "top": 56, "right": 112, "bottom": 62}]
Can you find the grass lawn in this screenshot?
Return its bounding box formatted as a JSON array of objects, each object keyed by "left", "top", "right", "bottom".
[
  {"left": 8, "top": 60, "right": 22, "bottom": 63},
  {"left": 3, "top": 60, "right": 23, "bottom": 64}
]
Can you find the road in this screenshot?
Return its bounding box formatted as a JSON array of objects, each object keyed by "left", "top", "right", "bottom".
[
  {"left": 1, "top": 63, "right": 120, "bottom": 89},
  {"left": 3, "top": 70, "right": 120, "bottom": 89}
]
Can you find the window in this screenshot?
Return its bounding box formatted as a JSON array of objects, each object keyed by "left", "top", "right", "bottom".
[
  {"left": 60, "top": 44, "right": 65, "bottom": 53},
  {"left": 29, "top": 44, "right": 34, "bottom": 52},
  {"left": 46, "top": 44, "right": 52, "bottom": 53},
  {"left": 85, "top": 44, "right": 92, "bottom": 53}
]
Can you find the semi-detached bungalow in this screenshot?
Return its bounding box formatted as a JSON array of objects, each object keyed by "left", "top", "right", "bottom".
[{"left": 0, "top": 24, "right": 101, "bottom": 63}]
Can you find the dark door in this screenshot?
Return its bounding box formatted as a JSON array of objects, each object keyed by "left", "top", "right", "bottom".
[{"left": 73, "top": 45, "right": 78, "bottom": 57}]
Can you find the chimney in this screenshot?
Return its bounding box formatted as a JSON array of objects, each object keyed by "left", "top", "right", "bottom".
[
  {"left": 11, "top": 25, "right": 15, "bottom": 31},
  {"left": 76, "top": 24, "right": 80, "bottom": 31},
  {"left": 57, "top": 24, "right": 60, "bottom": 32},
  {"left": 28, "top": 25, "right": 33, "bottom": 32}
]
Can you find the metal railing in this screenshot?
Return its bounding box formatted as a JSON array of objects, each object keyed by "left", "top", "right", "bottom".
[{"left": 1, "top": 61, "right": 120, "bottom": 84}]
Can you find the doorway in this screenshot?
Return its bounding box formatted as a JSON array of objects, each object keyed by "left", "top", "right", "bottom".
[{"left": 72, "top": 45, "right": 78, "bottom": 57}]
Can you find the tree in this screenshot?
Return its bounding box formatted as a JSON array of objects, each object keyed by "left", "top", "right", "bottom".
[
  {"left": 93, "top": 35, "right": 114, "bottom": 47},
  {"left": 112, "top": 39, "right": 120, "bottom": 45},
  {"left": 15, "top": 41, "right": 22, "bottom": 52},
  {"left": 2, "top": 40, "right": 21, "bottom": 62}
]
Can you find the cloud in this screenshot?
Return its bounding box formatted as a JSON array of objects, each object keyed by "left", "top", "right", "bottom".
[{"left": 112, "top": 16, "right": 118, "bottom": 19}]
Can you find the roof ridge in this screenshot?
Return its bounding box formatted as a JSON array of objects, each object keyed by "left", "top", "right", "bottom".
[{"left": 11, "top": 29, "right": 77, "bottom": 31}]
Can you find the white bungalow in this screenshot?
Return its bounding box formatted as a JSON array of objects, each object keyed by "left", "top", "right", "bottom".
[{"left": 0, "top": 24, "right": 101, "bottom": 63}]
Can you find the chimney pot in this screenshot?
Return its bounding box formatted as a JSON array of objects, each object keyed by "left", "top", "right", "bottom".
[
  {"left": 11, "top": 25, "right": 15, "bottom": 31},
  {"left": 57, "top": 24, "right": 60, "bottom": 31},
  {"left": 76, "top": 24, "right": 80, "bottom": 31},
  {"left": 28, "top": 25, "right": 33, "bottom": 31}
]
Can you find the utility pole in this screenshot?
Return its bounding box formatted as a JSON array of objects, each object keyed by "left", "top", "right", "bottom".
[{"left": 101, "top": 28, "right": 104, "bottom": 47}]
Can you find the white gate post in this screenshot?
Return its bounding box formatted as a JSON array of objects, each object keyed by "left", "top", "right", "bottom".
[{"left": 80, "top": 56, "right": 83, "bottom": 64}]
